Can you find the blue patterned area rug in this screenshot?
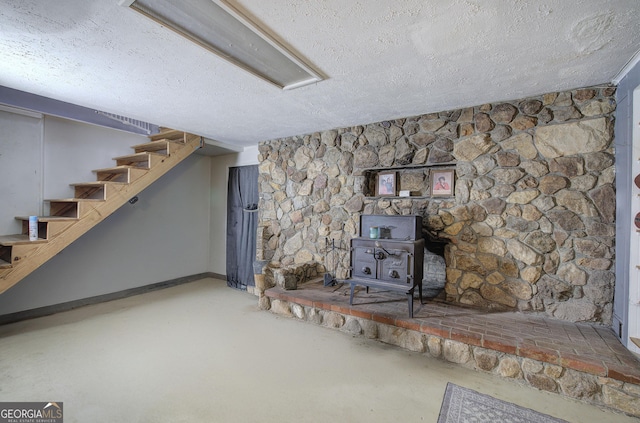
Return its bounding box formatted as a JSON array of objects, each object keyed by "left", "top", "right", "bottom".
[{"left": 438, "top": 383, "right": 569, "bottom": 423}]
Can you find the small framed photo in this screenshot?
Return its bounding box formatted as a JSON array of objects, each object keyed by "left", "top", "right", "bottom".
[
  {"left": 431, "top": 169, "right": 455, "bottom": 197},
  {"left": 376, "top": 172, "right": 396, "bottom": 196}
]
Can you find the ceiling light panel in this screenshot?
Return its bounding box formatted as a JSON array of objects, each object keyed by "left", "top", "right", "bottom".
[{"left": 120, "top": 0, "right": 324, "bottom": 90}]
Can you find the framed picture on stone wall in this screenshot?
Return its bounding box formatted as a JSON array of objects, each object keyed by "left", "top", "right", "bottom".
[
  {"left": 430, "top": 169, "right": 455, "bottom": 197},
  {"left": 376, "top": 172, "right": 396, "bottom": 196}
]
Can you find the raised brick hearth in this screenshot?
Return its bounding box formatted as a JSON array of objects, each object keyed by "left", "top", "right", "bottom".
[{"left": 264, "top": 280, "right": 640, "bottom": 418}]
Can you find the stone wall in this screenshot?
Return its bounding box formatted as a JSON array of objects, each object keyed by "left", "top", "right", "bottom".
[{"left": 257, "top": 85, "right": 617, "bottom": 324}]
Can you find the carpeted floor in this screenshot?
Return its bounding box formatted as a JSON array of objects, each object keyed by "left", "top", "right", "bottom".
[{"left": 438, "top": 383, "right": 569, "bottom": 423}]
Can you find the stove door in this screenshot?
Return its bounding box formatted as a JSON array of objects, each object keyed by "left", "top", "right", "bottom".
[
  {"left": 352, "top": 246, "right": 378, "bottom": 279},
  {"left": 379, "top": 249, "right": 410, "bottom": 284}
]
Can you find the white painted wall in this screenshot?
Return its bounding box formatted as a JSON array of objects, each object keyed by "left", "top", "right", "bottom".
[
  {"left": 43, "top": 116, "right": 142, "bottom": 199},
  {"left": 0, "top": 108, "right": 43, "bottom": 234},
  {"left": 628, "top": 87, "right": 640, "bottom": 355},
  {"left": 0, "top": 117, "right": 212, "bottom": 315},
  {"left": 209, "top": 146, "right": 259, "bottom": 275}
]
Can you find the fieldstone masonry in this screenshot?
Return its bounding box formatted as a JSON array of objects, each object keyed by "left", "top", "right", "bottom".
[{"left": 257, "top": 85, "right": 617, "bottom": 325}]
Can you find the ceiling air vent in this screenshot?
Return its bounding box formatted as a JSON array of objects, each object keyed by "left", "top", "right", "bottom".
[{"left": 95, "top": 111, "right": 156, "bottom": 134}]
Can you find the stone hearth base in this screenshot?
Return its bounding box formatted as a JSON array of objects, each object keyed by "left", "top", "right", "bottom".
[{"left": 263, "top": 280, "right": 640, "bottom": 418}]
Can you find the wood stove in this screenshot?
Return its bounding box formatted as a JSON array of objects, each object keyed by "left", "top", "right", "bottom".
[{"left": 348, "top": 215, "right": 424, "bottom": 317}]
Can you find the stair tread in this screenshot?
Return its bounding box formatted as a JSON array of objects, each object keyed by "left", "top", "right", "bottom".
[
  {"left": 113, "top": 152, "right": 163, "bottom": 160},
  {"left": 45, "top": 198, "right": 105, "bottom": 202},
  {"left": 70, "top": 181, "right": 127, "bottom": 187},
  {"left": 15, "top": 216, "right": 78, "bottom": 222},
  {"left": 0, "top": 259, "right": 11, "bottom": 269},
  {"left": 148, "top": 129, "right": 184, "bottom": 141},
  {"left": 92, "top": 165, "right": 134, "bottom": 173},
  {"left": 131, "top": 140, "right": 176, "bottom": 150},
  {"left": 632, "top": 337, "right": 640, "bottom": 349},
  {"left": 0, "top": 234, "right": 48, "bottom": 246}
]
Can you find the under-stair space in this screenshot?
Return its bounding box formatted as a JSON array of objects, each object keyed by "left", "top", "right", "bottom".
[{"left": 0, "top": 129, "right": 202, "bottom": 294}]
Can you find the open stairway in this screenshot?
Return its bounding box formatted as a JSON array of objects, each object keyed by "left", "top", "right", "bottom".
[{"left": 0, "top": 129, "right": 202, "bottom": 294}]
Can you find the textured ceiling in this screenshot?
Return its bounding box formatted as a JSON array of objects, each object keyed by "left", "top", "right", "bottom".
[{"left": 1, "top": 0, "right": 639, "bottom": 150}]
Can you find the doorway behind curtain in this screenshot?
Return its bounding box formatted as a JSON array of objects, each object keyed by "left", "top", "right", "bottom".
[{"left": 226, "top": 165, "right": 259, "bottom": 290}]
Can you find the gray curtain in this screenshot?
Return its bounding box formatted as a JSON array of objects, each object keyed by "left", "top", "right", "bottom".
[{"left": 226, "top": 165, "right": 259, "bottom": 290}]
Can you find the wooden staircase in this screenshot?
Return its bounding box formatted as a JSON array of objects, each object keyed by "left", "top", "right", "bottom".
[{"left": 0, "top": 129, "right": 203, "bottom": 294}]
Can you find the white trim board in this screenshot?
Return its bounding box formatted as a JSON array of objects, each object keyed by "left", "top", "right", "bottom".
[{"left": 613, "top": 49, "right": 640, "bottom": 85}]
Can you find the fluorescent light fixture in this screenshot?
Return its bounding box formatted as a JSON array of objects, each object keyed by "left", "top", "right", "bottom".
[{"left": 120, "top": 0, "right": 324, "bottom": 90}]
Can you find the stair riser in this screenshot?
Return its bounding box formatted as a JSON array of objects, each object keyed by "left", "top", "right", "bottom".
[
  {"left": 48, "top": 202, "right": 80, "bottom": 219},
  {"left": 148, "top": 130, "right": 186, "bottom": 142},
  {"left": 0, "top": 246, "right": 12, "bottom": 269},
  {"left": 133, "top": 141, "right": 173, "bottom": 155},
  {"left": 48, "top": 202, "right": 102, "bottom": 219},
  {"left": 72, "top": 184, "right": 126, "bottom": 201},
  {"left": 115, "top": 154, "right": 163, "bottom": 169},
  {"left": 3, "top": 243, "right": 46, "bottom": 269},
  {"left": 19, "top": 220, "right": 76, "bottom": 240},
  {"left": 20, "top": 221, "right": 47, "bottom": 240},
  {"left": 95, "top": 171, "right": 127, "bottom": 183},
  {"left": 0, "top": 243, "right": 41, "bottom": 269},
  {"left": 95, "top": 167, "right": 146, "bottom": 183},
  {"left": 74, "top": 186, "right": 106, "bottom": 200}
]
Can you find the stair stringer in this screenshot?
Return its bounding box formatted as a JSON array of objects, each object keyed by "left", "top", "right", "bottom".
[{"left": 0, "top": 132, "right": 203, "bottom": 294}]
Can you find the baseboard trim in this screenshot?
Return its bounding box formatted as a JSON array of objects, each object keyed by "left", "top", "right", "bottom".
[
  {"left": 0, "top": 272, "right": 226, "bottom": 326},
  {"left": 209, "top": 272, "right": 226, "bottom": 281}
]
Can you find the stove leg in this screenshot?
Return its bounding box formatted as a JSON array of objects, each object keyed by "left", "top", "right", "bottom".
[
  {"left": 418, "top": 282, "right": 424, "bottom": 304},
  {"left": 349, "top": 283, "right": 355, "bottom": 305},
  {"left": 407, "top": 292, "right": 414, "bottom": 318}
]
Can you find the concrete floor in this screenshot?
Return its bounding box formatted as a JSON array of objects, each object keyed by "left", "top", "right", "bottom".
[{"left": 0, "top": 278, "right": 636, "bottom": 423}]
